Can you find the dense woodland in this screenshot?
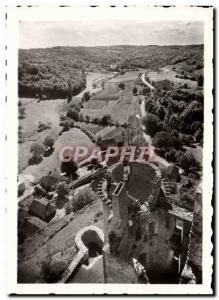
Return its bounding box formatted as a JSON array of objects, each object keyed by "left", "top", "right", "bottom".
[{"left": 18, "top": 44, "right": 203, "bottom": 99}]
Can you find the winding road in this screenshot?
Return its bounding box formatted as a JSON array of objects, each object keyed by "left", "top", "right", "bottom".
[{"left": 140, "top": 73, "right": 170, "bottom": 168}]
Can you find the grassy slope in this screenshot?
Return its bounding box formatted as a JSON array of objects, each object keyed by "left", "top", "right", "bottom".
[{"left": 18, "top": 199, "right": 103, "bottom": 283}]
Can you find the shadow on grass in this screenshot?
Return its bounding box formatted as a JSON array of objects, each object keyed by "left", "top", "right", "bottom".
[
  {"left": 44, "top": 148, "right": 54, "bottom": 157},
  {"left": 28, "top": 156, "right": 43, "bottom": 166}
]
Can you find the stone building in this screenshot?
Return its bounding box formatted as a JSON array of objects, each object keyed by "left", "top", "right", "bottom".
[
  {"left": 60, "top": 161, "right": 201, "bottom": 284},
  {"left": 29, "top": 198, "right": 56, "bottom": 222},
  {"left": 99, "top": 161, "right": 193, "bottom": 283}
]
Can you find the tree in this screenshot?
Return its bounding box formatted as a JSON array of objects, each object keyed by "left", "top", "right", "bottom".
[
  {"left": 100, "top": 114, "right": 111, "bottom": 126},
  {"left": 67, "top": 108, "right": 79, "bottom": 121},
  {"left": 30, "top": 142, "right": 45, "bottom": 160},
  {"left": 56, "top": 182, "right": 68, "bottom": 199},
  {"left": 118, "top": 82, "right": 125, "bottom": 90},
  {"left": 142, "top": 113, "right": 162, "bottom": 137},
  {"left": 197, "top": 74, "right": 204, "bottom": 87},
  {"left": 61, "top": 159, "right": 78, "bottom": 179},
  {"left": 61, "top": 119, "right": 71, "bottom": 132},
  {"left": 43, "top": 135, "right": 55, "bottom": 150},
  {"left": 18, "top": 106, "right": 26, "bottom": 119},
  {"left": 153, "top": 131, "right": 174, "bottom": 151},
  {"left": 132, "top": 87, "right": 138, "bottom": 95},
  {"left": 158, "top": 106, "right": 166, "bottom": 120},
  {"left": 96, "top": 135, "right": 102, "bottom": 146},
  {"left": 178, "top": 152, "right": 199, "bottom": 172},
  {"left": 66, "top": 79, "right": 73, "bottom": 102},
  {"left": 82, "top": 91, "right": 91, "bottom": 102},
  {"left": 145, "top": 100, "right": 157, "bottom": 114},
  {"left": 93, "top": 118, "right": 100, "bottom": 124}
]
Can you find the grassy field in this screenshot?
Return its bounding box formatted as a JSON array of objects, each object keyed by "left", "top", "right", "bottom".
[
  {"left": 147, "top": 66, "right": 197, "bottom": 88},
  {"left": 19, "top": 98, "right": 95, "bottom": 178},
  {"left": 18, "top": 98, "right": 64, "bottom": 173},
  {"left": 77, "top": 72, "right": 112, "bottom": 98},
  {"left": 81, "top": 71, "right": 142, "bottom": 125}
]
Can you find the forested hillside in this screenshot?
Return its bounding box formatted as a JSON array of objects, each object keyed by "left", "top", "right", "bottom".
[{"left": 18, "top": 44, "right": 203, "bottom": 99}]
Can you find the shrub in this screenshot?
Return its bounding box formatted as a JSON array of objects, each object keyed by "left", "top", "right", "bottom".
[
  {"left": 41, "top": 255, "right": 67, "bottom": 283},
  {"left": 178, "top": 192, "right": 194, "bottom": 212},
  {"left": 30, "top": 142, "right": 45, "bottom": 159},
  {"left": 132, "top": 87, "right": 138, "bottom": 95},
  {"left": 61, "top": 119, "right": 71, "bottom": 131},
  {"left": 85, "top": 115, "right": 90, "bottom": 123},
  {"left": 71, "top": 187, "right": 96, "bottom": 212},
  {"left": 61, "top": 160, "right": 78, "bottom": 179},
  {"left": 118, "top": 82, "right": 125, "bottom": 90},
  {"left": 38, "top": 122, "right": 51, "bottom": 132},
  {"left": 96, "top": 135, "right": 102, "bottom": 146},
  {"left": 82, "top": 91, "right": 91, "bottom": 102},
  {"left": 93, "top": 118, "right": 100, "bottom": 124},
  {"left": 197, "top": 74, "right": 204, "bottom": 87},
  {"left": 60, "top": 114, "right": 67, "bottom": 122},
  {"left": 67, "top": 108, "right": 79, "bottom": 121},
  {"left": 178, "top": 152, "right": 200, "bottom": 172},
  {"left": 100, "top": 114, "right": 111, "bottom": 126},
  {"left": 153, "top": 131, "right": 174, "bottom": 151},
  {"left": 43, "top": 135, "right": 55, "bottom": 149},
  {"left": 56, "top": 182, "right": 69, "bottom": 198}
]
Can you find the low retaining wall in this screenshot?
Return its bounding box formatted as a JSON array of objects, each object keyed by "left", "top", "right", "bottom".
[{"left": 58, "top": 225, "right": 104, "bottom": 283}]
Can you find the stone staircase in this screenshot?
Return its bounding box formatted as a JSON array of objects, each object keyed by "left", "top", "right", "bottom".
[
  {"left": 96, "top": 178, "right": 112, "bottom": 209},
  {"left": 161, "top": 177, "right": 172, "bottom": 198}
]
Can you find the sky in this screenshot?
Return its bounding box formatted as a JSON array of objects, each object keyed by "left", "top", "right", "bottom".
[{"left": 19, "top": 21, "right": 204, "bottom": 49}]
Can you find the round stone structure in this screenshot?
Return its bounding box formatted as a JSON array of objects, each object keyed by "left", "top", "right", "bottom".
[{"left": 110, "top": 161, "right": 162, "bottom": 206}]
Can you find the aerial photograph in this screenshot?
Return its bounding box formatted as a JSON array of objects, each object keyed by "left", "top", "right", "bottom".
[{"left": 17, "top": 19, "right": 204, "bottom": 285}]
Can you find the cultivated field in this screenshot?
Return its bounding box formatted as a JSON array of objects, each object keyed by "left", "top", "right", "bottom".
[{"left": 80, "top": 71, "right": 142, "bottom": 125}]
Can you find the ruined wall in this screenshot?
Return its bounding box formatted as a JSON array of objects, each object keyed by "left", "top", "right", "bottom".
[
  {"left": 112, "top": 207, "right": 191, "bottom": 283},
  {"left": 180, "top": 185, "right": 202, "bottom": 283}
]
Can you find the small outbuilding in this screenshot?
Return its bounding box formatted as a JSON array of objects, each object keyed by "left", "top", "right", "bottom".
[
  {"left": 25, "top": 217, "right": 47, "bottom": 235},
  {"left": 29, "top": 198, "right": 56, "bottom": 222}
]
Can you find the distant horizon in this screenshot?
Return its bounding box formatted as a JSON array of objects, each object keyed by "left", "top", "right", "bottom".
[
  {"left": 19, "top": 21, "right": 204, "bottom": 49},
  {"left": 19, "top": 43, "right": 204, "bottom": 51}
]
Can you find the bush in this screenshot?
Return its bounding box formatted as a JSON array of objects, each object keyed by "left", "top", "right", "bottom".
[
  {"left": 56, "top": 182, "right": 69, "bottom": 198},
  {"left": 41, "top": 255, "right": 67, "bottom": 283},
  {"left": 153, "top": 131, "right": 174, "bottom": 150},
  {"left": 30, "top": 142, "right": 45, "bottom": 159},
  {"left": 71, "top": 187, "right": 96, "bottom": 212},
  {"left": 132, "top": 87, "right": 138, "bottom": 95},
  {"left": 38, "top": 122, "right": 51, "bottom": 132},
  {"left": 60, "top": 114, "right": 67, "bottom": 122},
  {"left": 118, "top": 82, "right": 125, "bottom": 90},
  {"left": 82, "top": 91, "right": 91, "bottom": 102},
  {"left": 67, "top": 108, "right": 79, "bottom": 121},
  {"left": 100, "top": 114, "right": 111, "bottom": 126},
  {"left": 178, "top": 152, "right": 200, "bottom": 172},
  {"left": 61, "top": 119, "right": 71, "bottom": 131},
  {"left": 178, "top": 192, "right": 194, "bottom": 212},
  {"left": 93, "top": 118, "right": 100, "bottom": 124},
  {"left": 61, "top": 160, "right": 78, "bottom": 179},
  {"left": 197, "top": 74, "right": 204, "bottom": 87},
  {"left": 43, "top": 135, "right": 55, "bottom": 149}
]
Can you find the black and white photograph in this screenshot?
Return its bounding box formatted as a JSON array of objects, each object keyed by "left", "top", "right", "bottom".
[{"left": 5, "top": 5, "right": 213, "bottom": 295}]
